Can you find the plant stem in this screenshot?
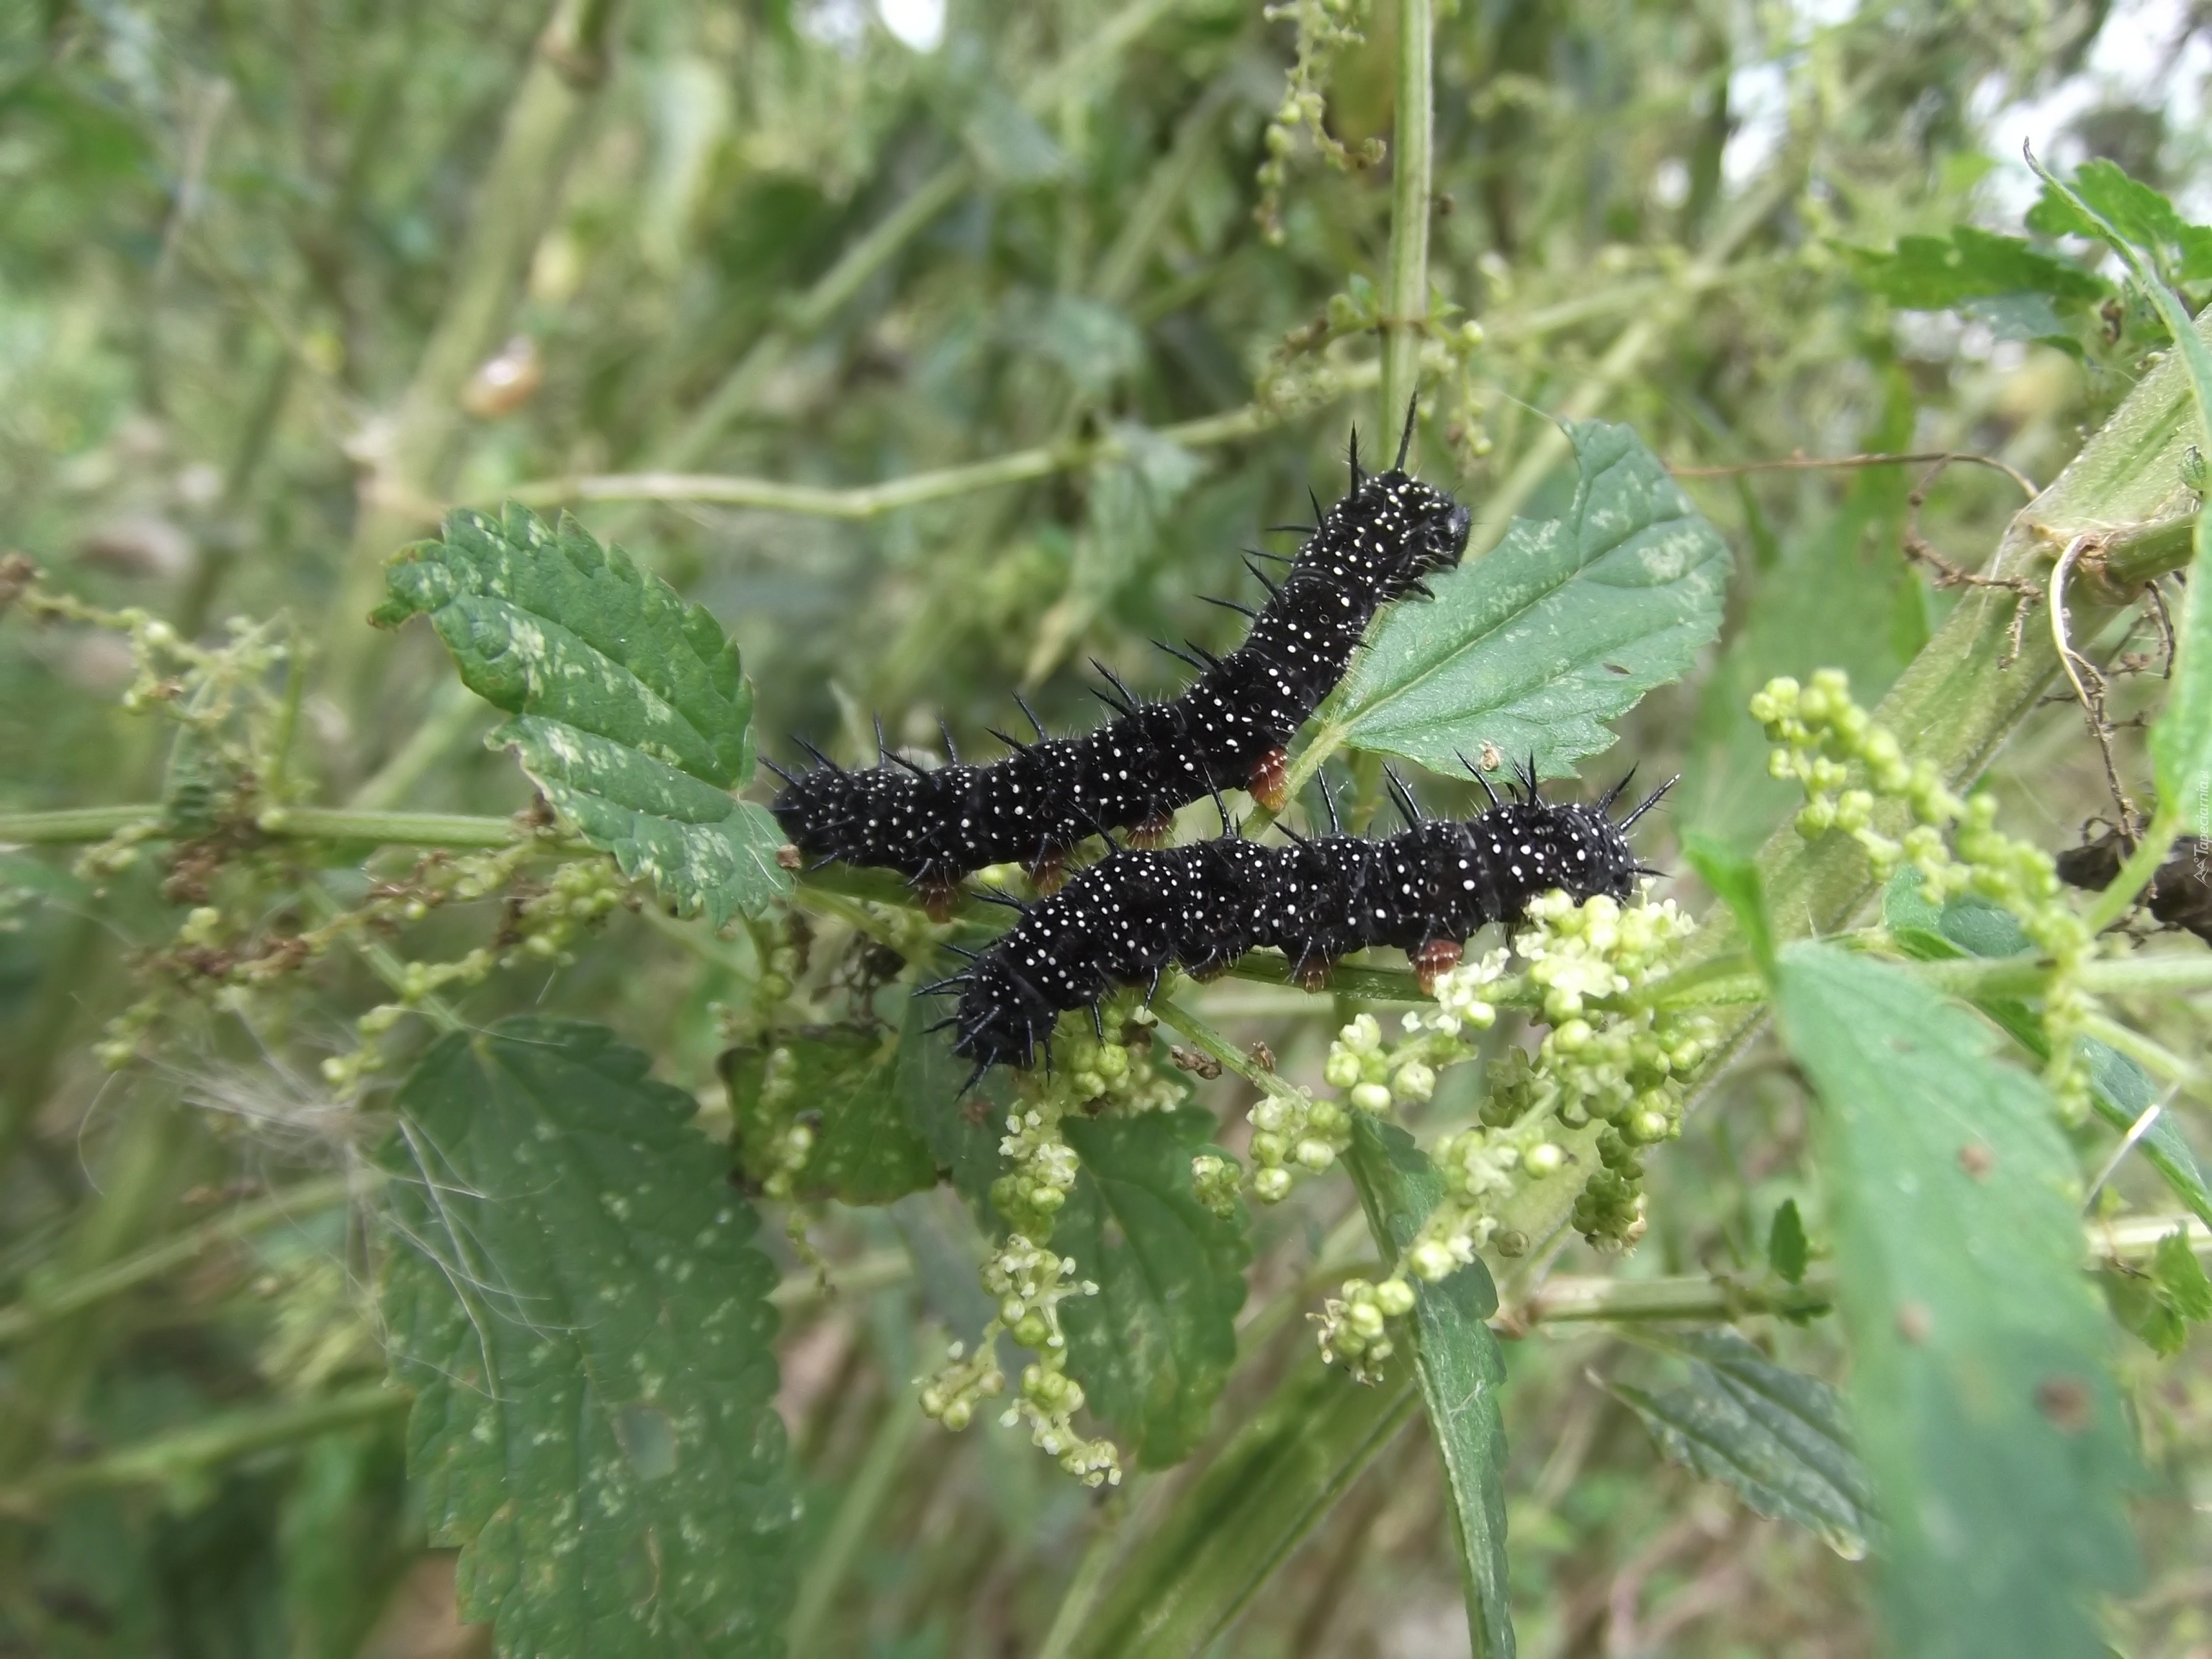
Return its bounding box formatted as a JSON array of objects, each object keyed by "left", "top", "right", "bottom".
[
  {"left": 1505, "top": 1215, "right": 2212, "bottom": 1328},
  {"left": 1510, "top": 1269, "right": 1834, "bottom": 1326},
  {"left": 493, "top": 265, "right": 1771, "bottom": 522},
  {"left": 0, "top": 1384, "right": 403, "bottom": 1514},
  {"left": 0, "top": 1089, "right": 200, "bottom": 1482},
  {"left": 786, "top": 1391, "right": 922, "bottom": 1653},
  {"left": 0, "top": 1175, "right": 356, "bottom": 1349},
  {"left": 329, "top": 0, "right": 624, "bottom": 685},
  {"left": 0, "top": 806, "right": 156, "bottom": 843},
  {"left": 511, "top": 400, "right": 1284, "bottom": 516},
  {"left": 1377, "top": 0, "right": 1433, "bottom": 450},
  {"left": 256, "top": 806, "right": 565, "bottom": 848},
  {"left": 1154, "top": 995, "right": 1305, "bottom": 1097}
]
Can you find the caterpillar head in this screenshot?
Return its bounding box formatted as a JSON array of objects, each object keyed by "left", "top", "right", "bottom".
[{"left": 1355, "top": 471, "right": 1473, "bottom": 598}]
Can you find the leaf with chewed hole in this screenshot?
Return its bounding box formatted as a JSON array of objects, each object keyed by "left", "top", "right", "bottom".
[
  {"left": 1608, "top": 1328, "right": 1874, "bottom": 1558},
  {"left": 377, "top": 1017, "right": 796, "bottom": 1658},
  {"left": 375, "top": 504, "right": 788, "bottom": 925},
  {"left": 1774, "top": 945, "right": 2139, "bottom": 1658},
  {"left": 1331, "top": 420, "right": 1731, "bottom": 781}
]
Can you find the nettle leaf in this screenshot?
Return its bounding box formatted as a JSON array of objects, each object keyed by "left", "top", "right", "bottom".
[
  {"left": 2106, "top": 1229, "right": 2212, "bottom": 1358},
  {"left": 1842, "top": 226, "right": 2107, "bottom": 311},
  {"left": 2028, "top": 158, "right": 2212, "bottom": 281},
  {"left": 1344, "top": 1113, "right": 1514, "bottom": 1659},
  {"left": 1334, "top": 420, "right": 1730, "bottom": 780},
  {"left": 1884, "top": 868, "right": 2212, "bottom": 1227},
  {"left": 1609, "top": 1329, "right": 1874, "bottom": 1559},
  {"left": 376, "top": 504, "right": 789, "bottom": 926},
  {"left": 1056, "top": 1107, "right": 1250, "bottom": 1468},
  {"left": 1775, "top": 945, "right": 2139, "bottom": 1659},
  {"left": 377, "top": 1017, "right": 796, "bottom": 1658},
  {"left": 720, "top": 1027, "right": 938, "bottom": 1207},
  {"left": 893, "top": 987, "right": 1010, "bottom": 1213}
]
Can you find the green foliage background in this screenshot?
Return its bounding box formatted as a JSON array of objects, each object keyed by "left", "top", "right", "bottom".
[{"left": 4, "top": 0, "right": 2212, "bottom": 1654}]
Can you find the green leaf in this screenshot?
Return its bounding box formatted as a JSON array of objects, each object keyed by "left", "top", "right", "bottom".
[
  {"left": 1067, "top": 1351, "right": 1419, "bottom": 1659},
  {"left": 1331, "top": 420, "right": 1731, "bottom": 780},
  {"left": 1055, "top": 1107, "right": 1251, "bottom": 1468},
  {"left": 2026, "top": 158, "right": 2212, "bottom": 279},
  {"left": 1344, "top": 1113, "right": 1514, "bottom": 1659},
  {"left": 1841, "top": 226, "right": 2106, "bottom": 310},
  {"left": 1883, "top": 868, "right": 2212, "bottom": 1228},
  {"left": 1683, "top": 831, "right": 1772, "bottom": 976},
  {"left": 893, "top": 986, "right": 1010, "bottom": 1213},
  {"left": 2154, "top": 1228, "right": 2212, "bottom": 1324},
  {"left": 377, "top": 1017, "right": 796, "bottom": 1658},
  {"left": 1773, "top": 945, "right": 2139, "bottom": 1658},
  {"left": 1608, "top": 1328, "right": 1874, "bottom": 1558},
  {"left": 376, "top": 504, "right": 790, "bottom": 925},
  {"left": 1768, "top": 1197, "right": 1809, "bottom": 1285},
  {"left": 719, "top": 1027, "right": 938, "bottom": 1207}
]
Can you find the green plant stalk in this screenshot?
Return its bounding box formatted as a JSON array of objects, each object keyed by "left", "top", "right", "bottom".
[
  {"left": 0, "top": 1175, "right": 356, "bottom": 1348},
  {"left": 492, "top": 264, "right": 1789, "bottom": 521},
  {"left": 518, "top": 400, "right": 1282, "bottom": 517},
  {"left": 1066, "top": 1349, "right": 1419, "bottom": 1658},
  {"left": 2028, "top": 156, "right": 2212, "bottom": 927},
  {"left": 24, "top": 796, "right": 2212, "bottom": 1001},
  {"left": 1377, "top": 0, "right": 1433, "bottom": 450},
  {"left": 0, "top": 1089, "right": 200, "bottom": 1482},
  {"left": 0, "top": 1384, "right": 403, "bottom": 1514},
  {"left": 786, "top": 1392, "right": 923, "bottom": 1653},
  {"left": 329, "top": 0, "right": 623, "bottom": 680}
]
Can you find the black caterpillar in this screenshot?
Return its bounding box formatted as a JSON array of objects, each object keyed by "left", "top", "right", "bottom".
[
  {"left": 765, "top": 427, "right": 1473, "bottom": 896},
  {"left": 930, "top": 765, "right": 1672, "bottom": 1082}
]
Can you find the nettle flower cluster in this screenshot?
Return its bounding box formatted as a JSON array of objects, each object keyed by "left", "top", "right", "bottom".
[
  {"left": 1254, "top": 0, "right": 1381, "bottom": 243},
  {"left": 921, "top": 1020, "right": 1176, "bottom": 1488},
  {"left": 1313, "top": 893, "right": 1714, "bottom": 1382},
  {"left": 1755, "top": 668, "right": 2092, "bottom": 1110}
]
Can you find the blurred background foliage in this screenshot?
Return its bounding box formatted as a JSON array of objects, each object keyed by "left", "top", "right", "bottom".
[{"left": 2, "top": 0, "right": 2211, "bottom": 1653}]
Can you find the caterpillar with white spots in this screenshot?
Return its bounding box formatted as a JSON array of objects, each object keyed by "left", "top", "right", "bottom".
[
  {"left": 765, "top": 426, "right": 1472, "bottom": 897},
  {"left": 929, "top": 765, "right": 1673, "bottom": 1083}
]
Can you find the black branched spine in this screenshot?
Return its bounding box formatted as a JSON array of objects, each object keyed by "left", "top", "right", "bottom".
[
  {"left": 938, "top": 774, "right": 1672, "bottom": 1080},
  {"left": 768, "top": 444, "right": 1474, "bottom": 886}
]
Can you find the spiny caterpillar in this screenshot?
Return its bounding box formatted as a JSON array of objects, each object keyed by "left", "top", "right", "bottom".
[
  {"left": 930, "top": 763, "right": 1673, "bottom": 1084},
  {"left": 765, "top": 425, "right": 1473, "bottom": 901}
]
